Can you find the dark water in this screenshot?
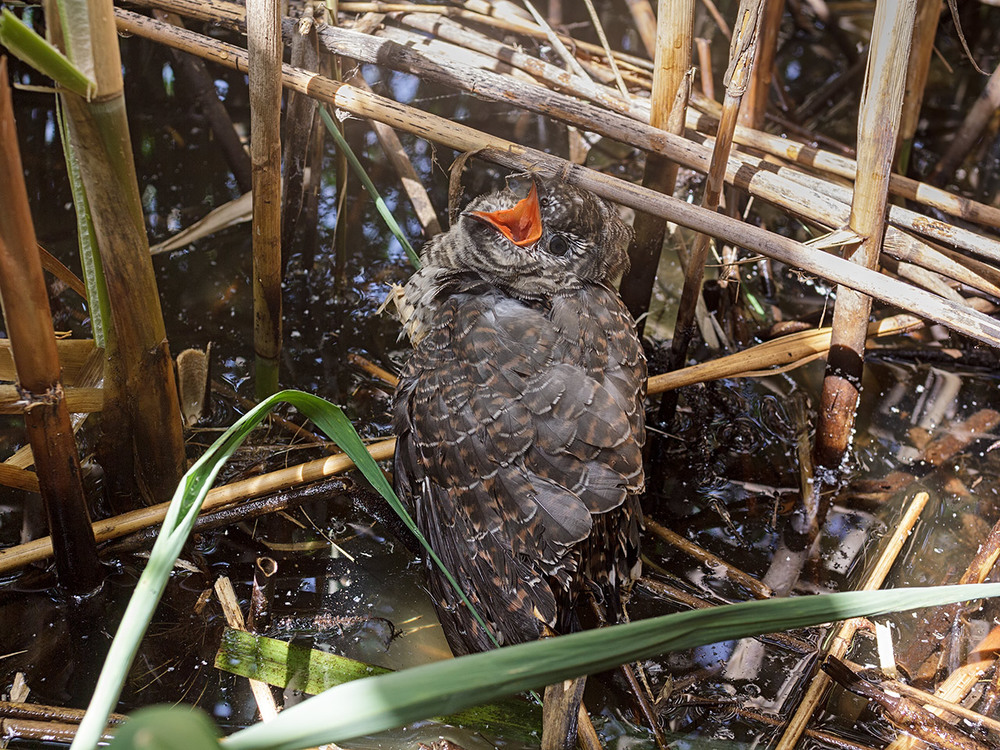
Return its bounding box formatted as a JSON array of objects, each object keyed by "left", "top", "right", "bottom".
[{"left": 3, "top": 2, "right": 1000, "bottom": 748}]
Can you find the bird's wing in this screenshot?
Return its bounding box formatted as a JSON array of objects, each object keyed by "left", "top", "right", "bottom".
[{"left": 393, "top": 287, "right": 644, "bottom": 649}]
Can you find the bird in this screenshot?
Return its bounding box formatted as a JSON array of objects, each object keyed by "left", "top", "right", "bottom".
[{"left": 391, "top": 174, "right": 646, "bottom": 747}]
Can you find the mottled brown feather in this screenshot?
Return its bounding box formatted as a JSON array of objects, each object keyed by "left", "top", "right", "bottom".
[{"left": 393, "top": 177, "right": 645, "bottom": 655}]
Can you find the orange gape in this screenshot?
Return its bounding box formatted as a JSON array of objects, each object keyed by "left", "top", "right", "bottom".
[{"left": 470, "top": 182, "right": 543, "bottom": 246}]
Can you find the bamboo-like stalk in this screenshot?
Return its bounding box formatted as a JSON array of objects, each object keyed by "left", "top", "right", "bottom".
[
  {"left": 0, "top": 57, "right": 102, "bottom": 593},
  {"left": 247, "top": 0, "right": 283, "bottom": 398},
  {"left": 666, "top": 0, "right": 762, "bottom": 413},
  {"left": 0, "top": 437, "right": 399, "bottom": 574},
  {"left": 620, "top": 0, "right": 693, "bottom": 331},
  {"left": 813, "top": 0, "right": 916, "bottom": 469},
  {"left": 110, "top": 8, "right": 1000, "bottom": 350},
  {"left": 48, "top": 0, "right": 186, "bottom": 507}
]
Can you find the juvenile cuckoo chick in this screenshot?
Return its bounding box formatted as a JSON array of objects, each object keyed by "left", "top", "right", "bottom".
[{"left": 392, "top": 174, "right": 646, "bottom": 747}]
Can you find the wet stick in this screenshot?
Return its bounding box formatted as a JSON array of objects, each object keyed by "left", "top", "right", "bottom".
[
  {"left": 814, "top": 0, "right": 916, "bottom": 469},
  {"left": 620, "top": 0, "right": 693, "bottom": 332},
  {"left": 645, "top": 518, "right": 772, "bottom": 598},
  {"left": 154, "top": 11, "right": 253, "bottom": 192},
  {"left": 885, "top": 625, "right": 1000, "bottom": 750},
  {"left": 215, "top": 576, "right": 280, "bottom": 722},
  {"left": 110, "top": 8, "right": 1000, "bottom": 350},
  {"left": 775, "top": 490, "right": 931, "bottom": 750},
  {"left": 0, "top": 437, "right": 397, "bottom": 574},
  {"left": 247, "top": 0, "right": 283, "bottom": 398}
]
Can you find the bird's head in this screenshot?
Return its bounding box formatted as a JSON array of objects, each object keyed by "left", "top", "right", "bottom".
[{"left": 424, "top": 174, "right": 633, "bottom": 301}]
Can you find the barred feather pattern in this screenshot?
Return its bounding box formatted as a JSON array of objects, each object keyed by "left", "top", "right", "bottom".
[{"left": 392, "top": 177, "right": 645, "bottom": 655}]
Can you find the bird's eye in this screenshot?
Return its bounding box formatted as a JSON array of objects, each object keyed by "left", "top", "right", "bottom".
[{"left": 548, "top": 235, "right": 570, "bottom": 256}]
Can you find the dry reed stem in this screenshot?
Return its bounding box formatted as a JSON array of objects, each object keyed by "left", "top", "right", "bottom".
[
  {"left": 0, "top": 385, "right": 103, "bottom": 414},
  {"left": 814, "top": 0, "right": 915, "bottom": 467},
  {"left": 0, "top": 437, "right": 397, "bottom": 574},
  {"left": 695, "top": 38, "right": 714, "bottom": 99},
  {"left": 646, "top": 309, "right": 929, "bottom": 394},
  {"left": 247, "top": 0, "right": 283, "bottom": 397},
  {"left": 0, "top": 338, "right": 97, "bottom": 384},
  {"left": 110, "top": 8, "right": 1000, "bottom": 349},
  {"left": 775, "top": 491, "right": 931, "bottom": 750},
  {"left": 620, "top": 0, "right": 692, "bottom": 327},
  {"left": 668, "top": 0, "right": 761, "bottom": 387},
  {"left": 0, "top": 464, "right": 40, "bottom": 494}
]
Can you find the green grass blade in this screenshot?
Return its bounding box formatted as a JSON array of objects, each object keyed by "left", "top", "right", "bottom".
[
  {"left": 318, "top": 105, "right": 420, "bottom": 267},
  {"left": 0, "top": 8, "right": 94, "bottom": 98},
  {"left": 56, "top": 94, "right": 109, "bottom": 347},
  {"left": 72, "top": 389, "right": 492, "bottom": 750},
  {"left": 221, "top": 582, "right": 1000, "bottom": 750}
]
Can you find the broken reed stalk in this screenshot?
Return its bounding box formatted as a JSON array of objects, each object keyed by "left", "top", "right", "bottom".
[
  {"left": 0, "top": 437, "right": 398, "bottom": 574},
  {"left": 774, "top": 491, "right": 931, "bottom": 750},
  {"left": 665, "top": 0, "right": 762, "bottom": 419},
  {"left": 619, "top": 0, "right": 693, "bottom": 331},
  {"left": 247, "top": 0, "right": 283, "bottom": 398},
  {"left": 930, "top": 60, "right": 1000, "bottom": 187},
  {"left": 894, "top": 0, "right": 939, "bottom": 175},
  {"left": 48, "top": 0, "right": 186, "bottom": 507},
  {"left": 0, "top": 57, "right": 103, "bottom": 594},
  {"left": 110, "top": 7, "right": 1000, "bottom": 349},
  {"left": 813, "top": 0, "right": 916, "bottom": 469}
]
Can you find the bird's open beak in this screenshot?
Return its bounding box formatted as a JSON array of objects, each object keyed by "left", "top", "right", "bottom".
[{"left": 469, "top": 181, "right": 542, "bottom": 247}]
